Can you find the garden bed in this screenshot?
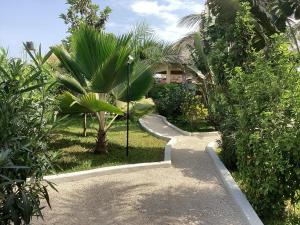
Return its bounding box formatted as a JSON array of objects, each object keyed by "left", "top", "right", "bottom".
[{"left": 48, "top": 116, "right": 166, "bottom": 174}]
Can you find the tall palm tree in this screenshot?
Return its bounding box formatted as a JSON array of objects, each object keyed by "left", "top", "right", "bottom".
[{"left": 52, "top": 26, "right": 154, "bottom": 154}]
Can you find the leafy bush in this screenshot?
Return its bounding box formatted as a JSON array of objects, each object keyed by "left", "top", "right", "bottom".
[
  {"left": 181, "top": 93, "right": 208, "bottom": 129},
  {"left": 149, "top": 83, "right": 186, "bottom": 118},
  {"left": 231, "top": 36, "right": 300, "bottom": 218},
  {"left": 0, "top": 49, "right": 57, "bottom": 224}
]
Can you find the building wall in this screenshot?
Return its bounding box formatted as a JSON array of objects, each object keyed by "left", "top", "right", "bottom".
[{"left": 154, "top": 64, "right": 184, "bottom": 84}]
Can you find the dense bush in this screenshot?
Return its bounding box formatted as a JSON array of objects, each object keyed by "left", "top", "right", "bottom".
[
  {"left": 181, "top": 93, "right": 208, "bottom": 129},
  {"left": 149, "top": 83, "right": 210, "bottom": 131},
  {"left": 0, "top": 50, "right": 57, "bottom": 224},
  {"left": 231, "top": 36, "right": 300, "bottom": 217},
  {"left": 149, "top": 83, "right": 186, "bottom": 118}
]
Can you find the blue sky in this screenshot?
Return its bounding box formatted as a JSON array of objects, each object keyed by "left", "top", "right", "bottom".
[{"left": 0, "top": 0, "right": 204, "bottom": 58}]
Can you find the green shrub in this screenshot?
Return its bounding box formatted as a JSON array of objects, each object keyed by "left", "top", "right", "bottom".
[
  {"left": 231, "top": 36, "right": 300, "bottom": 218},
  {"left": 181, "top": 93, "right": 208, "bottom": 129},
  {"left": 148, "top": 83, "right": 186, "bottom": 118},
  {"left": 0, "top": 50, "right": 57, "bottom": 224}
]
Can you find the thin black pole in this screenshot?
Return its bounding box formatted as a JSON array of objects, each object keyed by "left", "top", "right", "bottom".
[{"left": 126, "top": 61, "right": 130, "bottom": 158}]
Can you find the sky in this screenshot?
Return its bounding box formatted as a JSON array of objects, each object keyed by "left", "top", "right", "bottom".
[{"left": 0, "top": 0, "right": 205, "bottom": 58}]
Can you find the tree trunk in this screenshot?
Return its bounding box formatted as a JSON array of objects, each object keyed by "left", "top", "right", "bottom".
[
  {"left": 95, "top": 128, "right": 107, "bottom": 154},
  {"left": 94, "top": 111, "right": 107, "bottom": 154}
]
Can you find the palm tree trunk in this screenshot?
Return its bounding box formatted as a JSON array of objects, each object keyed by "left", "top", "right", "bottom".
[
  {"left": 95, "top": 111, "right": 107, "bottom": 154},
  {"left": 94, "top": 93, "right": 107, "bottom": 154}
]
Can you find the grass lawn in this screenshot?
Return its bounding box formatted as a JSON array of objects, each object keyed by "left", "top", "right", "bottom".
[{"left": 48, "top": 115, "right": 166, "bottom": 174}]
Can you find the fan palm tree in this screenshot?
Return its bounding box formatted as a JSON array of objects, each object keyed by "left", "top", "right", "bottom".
[{"left": 52, "top": 26, "right": 154, "bottom": 154}]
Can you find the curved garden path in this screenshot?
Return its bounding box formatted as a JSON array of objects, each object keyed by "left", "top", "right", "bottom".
[{"left": 34, "top": 114, "right": 248, "bottom": 225}]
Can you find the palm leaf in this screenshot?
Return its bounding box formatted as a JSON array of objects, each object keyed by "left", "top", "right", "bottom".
[
  {"left": 57, "top": 74, "right": 86, "bottom": 94},
  {"left": 71, "top": 26, "right": 117, "bottom": 80},
  {"left": 57, "top": 92, "right": 91, "bottom": 114},
  {"left": 178, "top": 14, "right": 202, "bottom": 28},
  {"left": 75, "top": 93, "right": 124, "bottom": 115},
  {"left": 51, "top": 46, "right": 86, "bottom": 86},
  {"left": 112, "top": 61, "right": 154, "bottom": 102}
]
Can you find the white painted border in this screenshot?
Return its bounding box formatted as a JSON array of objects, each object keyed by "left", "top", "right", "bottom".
[
  {"left": 44, "top": 161, "right": 171, "bottom": 183},
  {"left": 150, "top": 114, "right": 192, "bottom": 136},
  {"left": 206, "top": 142, "right": 264, "bottom": 225}
]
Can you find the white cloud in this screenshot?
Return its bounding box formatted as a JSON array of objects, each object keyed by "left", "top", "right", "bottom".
[{"left": 130, "top": 0, "right": 204, "bottom": 42}]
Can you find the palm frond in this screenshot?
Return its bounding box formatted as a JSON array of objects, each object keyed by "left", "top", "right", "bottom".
[
  {"left": 57, "top": 92, "right": 91, "bottom": 114},
  {"left": 51, "top": 46, "right": 86, "bottom": 86},
  {"left": 71, "top": 25, "right": 117, "bottom": 79},
  {"left": 75, "top": 93, "right": 124, "bottom": 115},
  {"left": 178, "top": 14, "right": 202, "bottom": 28},
  {"left": 112, "top": 61, "right": 154, "bottom": 102},
  {"left": 57, "top": 74, "right": 86, "bottom": 94}
]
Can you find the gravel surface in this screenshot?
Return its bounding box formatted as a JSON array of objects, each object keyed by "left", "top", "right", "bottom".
[{"left": 33, "top": 115, "right": 248, "bottom": 225}]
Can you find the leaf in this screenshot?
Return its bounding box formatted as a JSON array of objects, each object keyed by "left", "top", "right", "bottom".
[
  {"left": 57, "top": 92, "right": 91, "bottom": 114},
  {"left": 23, "top": 43, "right": 39, "bottom": 67},
  {"left": 42, "top": 49, "right": 53, "bottom": 64},
  {"left": 51, "top": 46, "right": 86, "bottom": 86},
  {"left": 112, "top": 61, "right": 154, "bottom": 102},
  {"left": 19, "top": 83, "right": 45, "bottom": 94},
  {"left": 57, "top": 74, "right": 86, "bottom": 94},
  {"left": 20, "top": 190, "right": 32, "bottom": 224},
  {"left": 42, "top": 186, "right": 51, "bottom": 209},
  {"left": 75, "top": 93, "right": 124, "bottom": 115}
]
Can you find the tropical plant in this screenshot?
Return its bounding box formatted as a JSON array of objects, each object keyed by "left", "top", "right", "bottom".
[
  {"left": 52, "top": 26, "right": 154, "bottom": 154},
  {"left": 0, "top": 47, "right": 57, "bottom": 225},
  {"left": 130, "top": 22, "right": 179, "bottom": 67}
]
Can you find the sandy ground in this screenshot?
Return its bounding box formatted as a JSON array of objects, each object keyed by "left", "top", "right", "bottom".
[{"left": 33, "top": 115, "right": 247, "bottom": 225}]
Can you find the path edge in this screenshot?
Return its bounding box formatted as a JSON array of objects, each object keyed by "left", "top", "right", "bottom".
[
  {"left": 206, "top": 142, "right": 264, "bottom": 225},
  {"left": 150, "top": 114, "right": 192, "bottom": 136},
  {"left": 138, "top": 116, "right": 177, "bottom": 162}
]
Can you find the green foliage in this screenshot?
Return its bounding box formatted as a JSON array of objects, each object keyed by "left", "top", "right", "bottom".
[
  {"left": 149, "top": 83, "right": 210, "bottom": 131},
  {"left": 60, "top": 0, "right": 111, "bottom": 47},
  {"left": 181, "top": 94, "right": 208, "bottom": 130},
  {"left": 149, "top": 83, "right": 186, "bottom": 118},
  {"left": 0, "top": 49, "right": 57, "bottom": 224},
  {"left": 181, "top": 0, "right": 300, "bottom": 221},
  {"left": 231, "top": 36, "right": 300, "bottom": 218}
]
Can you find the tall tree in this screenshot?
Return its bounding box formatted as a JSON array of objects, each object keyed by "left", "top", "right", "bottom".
[{"left": 60, "top": 0, "right": 111, "bottom": 47}]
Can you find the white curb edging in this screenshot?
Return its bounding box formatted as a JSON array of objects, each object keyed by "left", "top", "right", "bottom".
[
  {"left": 206, "top": 142, "right": 264, "bottom": 225},
  {"left": 44, "top": 161, "right": 171, "bottom": 183},
  {"left": 139, "top": 116, "right": 178, "bottom": 164},
  {"left": 150, "top": 114, "right": 192, "bottom": 136}
]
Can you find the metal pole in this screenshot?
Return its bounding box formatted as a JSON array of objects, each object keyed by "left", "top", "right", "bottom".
[
  {"left": 126, "top": 56, "right": 134, "bottom": 157},
  {"left": 126, "top": 61, "right": 130, "bottom": 158}
]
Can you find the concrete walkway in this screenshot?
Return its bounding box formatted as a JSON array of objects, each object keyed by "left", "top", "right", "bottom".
[{"left": 34, "top": 115, "right": 248, "bottom": 225}]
